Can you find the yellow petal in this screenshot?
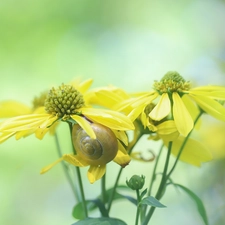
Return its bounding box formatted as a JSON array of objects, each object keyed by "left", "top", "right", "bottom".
[
  {"left": 112, "top": 130, "right": 128, "bottom": 146},
  {"left": 0, "top": 132, "right": 16, "bottom": 143},
  {"left": 40, "top": 158, "right": 64, "bottom": 174},
  {"left": 81, "top": 108, "right": 134, "bottom": 130},
  {"left": 87, "top": 165, "right": 106, "bottom": 184},
  {"left": 0, "top": 100, "right": 31, "bottom": 118},
  {"left": 189, "top": 94, "right": 225, "bottom": 122},
  {"left": 71, "top": 114, "right": 96, "bottom": 139},
  {"left": 78, "top": 79, "right": 93, "bottom": 94},
  {"left": 149, "top": 93, "right": 171, "bottom": 121},
  {"left": 172, "top": 92, "right": 193, "bottom": 136},
  {"left": 128, "top": 105, "right": 147, "bottom": 122},
  {"left": 181, "top": 95, "right": 201, "bottom": 129},
  {"left": 113, "top": 149, "right": 131, "bottom": 167},
  {"left": 157, "top": 120, "right": 179, "bottom": 141},
  {"left": 188, "top": 90, "right": 225, "bottom": 100},
  {"left": 63, "top": 154, "right": 90, "bottom": 167},
  {"left": 171, "top": 136, "right": 213, "bottom": 166}
]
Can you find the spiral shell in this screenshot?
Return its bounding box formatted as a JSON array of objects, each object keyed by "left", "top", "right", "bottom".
[{"left": 72, "top": 123, "right": 118, "bottom": 166}]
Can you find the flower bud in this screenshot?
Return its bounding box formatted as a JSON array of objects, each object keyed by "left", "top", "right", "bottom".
[{"left": 126, "top": 175, "right": 145, "bottom": 190}]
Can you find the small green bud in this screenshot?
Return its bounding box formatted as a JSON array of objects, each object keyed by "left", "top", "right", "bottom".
[{"left": 126, "top": 175, "right": 145, "bottom": 190}]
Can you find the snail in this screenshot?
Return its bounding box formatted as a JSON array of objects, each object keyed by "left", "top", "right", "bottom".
[{"left": 72, "top": 123, "right": 118, "bottom": 166}]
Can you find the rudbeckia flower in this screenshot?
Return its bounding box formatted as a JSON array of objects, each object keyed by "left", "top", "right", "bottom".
[
  {"left": 0, "top": 80, "right": 134, "bottom": 143},
  {"left": 115, "top": 71, "right": 225, "bottom": 137}
]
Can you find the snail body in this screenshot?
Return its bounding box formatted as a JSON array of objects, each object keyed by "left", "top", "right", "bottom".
[{"left": 72, "top": 123, "right": 118, "bottom": 166}]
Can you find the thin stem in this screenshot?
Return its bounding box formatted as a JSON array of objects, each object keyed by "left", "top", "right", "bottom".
[
  {"left": 148, "top": 143, "right": 164, "bottom": 196},
  {"left": 135, "top": 189, "right": 141, "bottom": 225},
  {"left": 142, "top": 142, "right": 172, "bottom": 225},
  {"left": 107, "top": 126, "right": 143, "bottom": 214},
  {"left": 68, "top": 123, "right": 88, "bottom": 218},
  {"left": 54, "top": 133, "right": 79, "bottom": 200},
  {"left": 140, "top": 143, "right": 164, "bottom": 223},
  {"left": 76, "top": 166, "right": 88, "bottom": 218},
  {"left": 101, "top": 174, "right": 107, "bottom": 204},
  {"left": 166, "top": 110, "right": 203, "bottom": 179}
]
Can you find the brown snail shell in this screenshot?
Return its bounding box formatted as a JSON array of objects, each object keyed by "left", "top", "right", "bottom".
[{"left": 72, "top": 123, "right": 118, "bottom": 166}]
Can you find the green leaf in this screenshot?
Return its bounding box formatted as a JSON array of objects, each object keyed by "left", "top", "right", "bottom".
[
  {"left": 140, "top": 188, "right": 147, "bottom": 199},
  {"left": 140, "top": 196, "right": 166, "bottom": 208},
  {"left": 72, "top": 217, "right": 127, "bottom": 225},
  {"left": 173, "top": 184, "right": 209, "bottom": 225}
]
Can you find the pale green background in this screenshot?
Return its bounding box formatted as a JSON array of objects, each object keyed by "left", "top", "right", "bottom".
[{"left": 1, "top": 0, "right": 225, "bottom": 224}]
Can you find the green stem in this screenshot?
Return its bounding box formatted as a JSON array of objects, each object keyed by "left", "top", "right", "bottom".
[
  {"left": 101, "top": 174, "right": 107, "bottom": 204},
  {"left": 54, "top": 133, "right": 79, "bottom": 200},
  {"left": 166, "top": 111, "right": 203, "bottom": 179},
  {"left": 107, "top": 125, "right": 143, "bottom": 214},
  {"left": 142, "top": 142, "right": 172, "bottom": 225},
  {"left": 68, "top": 123, "right": 88, "bottom": 218},
  {"left": 148, "top": 143, "right": 164, "bottom": 196},
  {"left": 140, "top": 144, "right": 164, "bottom": 223},
  {"left": 135, "top": 189, "right": 141, "bottom": 225}
]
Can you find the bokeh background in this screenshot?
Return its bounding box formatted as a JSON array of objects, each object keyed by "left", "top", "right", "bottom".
[{"left": 1, "top": 0, "right": 225, "bottom": 224}]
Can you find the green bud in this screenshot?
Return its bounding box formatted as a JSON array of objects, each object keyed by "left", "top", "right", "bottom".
[{"left": 126, "top": 175, "right": 145, "bottom": 190}]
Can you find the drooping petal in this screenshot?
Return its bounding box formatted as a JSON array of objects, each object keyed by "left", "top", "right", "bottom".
[
  {"left": 181, "top": 95, "right": 201, "bottom": 129},
  {"left": 63, "top": 154, "right": 89, "bottom": 167},
  {"left": 71, "top": 114, "right": 96, "bottom": 139},
  {"left": 149, "top": 93, "right": 171, "bottom": 121},
  {"left": 112, "top": 130, "right": 128, "bottom": 146},
  {"left": 188, "top": 90, "right": 225, "bottom": 100},
  {"left": 172, "top": 92, "right": 193, "bottom": 136},
  {"left": 87, "top": 165, "right": 106, "bottom": 184},
  {"left": 113, "top": 149, "right": 131, "bottom": 167},
  {"left": 81, "top": 108, "right": 134, "bottom": 130},
  {"left": 156, "top": 120, "right": 179, "bottom": 141},
  {"left": 77, "top": 79, "right": 93, "bottom": 94},
  {"left": 171, "top": 136, "right": 213, "bottom": 166},
  {"left": 0, "top": 132, "right": 16, "bottom": 143},
  {"left": 189, "top": 94, "right": 225, "bottom": 122},
  {"left": 40, "top": 158, "right": 64, "bottom": 174},
  {"left": 128, "top": 104, "right": 147, "bottom": 122},
  {"left": 0, "top": 100, "right": 31, "bottom": 117}
]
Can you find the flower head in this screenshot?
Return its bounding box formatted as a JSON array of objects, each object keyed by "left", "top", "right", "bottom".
[
  {"left": 116, "top": 71, "right": 225, "bottom": 137},
  {"left": 0, "top": 80, "right": 134, "bottom": 143}
]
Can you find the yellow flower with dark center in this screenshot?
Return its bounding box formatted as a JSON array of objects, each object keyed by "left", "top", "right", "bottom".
[
  {"left": 115, "top": 71, "right": 225, "bottom": 137},
  {"left": 0, "top": 79, "right": 134, "bottom": 183},
  {"left": 0, "top": 81, "right": 134, "bottom": 142}
]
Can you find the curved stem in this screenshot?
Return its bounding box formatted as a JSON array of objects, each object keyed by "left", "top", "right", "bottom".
[{"left": 54, "top": 133, "right": 79, "bottom": 200}]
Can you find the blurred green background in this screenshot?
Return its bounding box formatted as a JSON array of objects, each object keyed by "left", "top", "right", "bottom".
[{"left": 1, "top": 0, "right": 225, "bottom": 224}]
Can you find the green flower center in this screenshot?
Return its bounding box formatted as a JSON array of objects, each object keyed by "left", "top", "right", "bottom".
[
  {"left": 44, "top": 84, "right": 85, "bottom": 118},
  {"left": 153, "top": 71, "right": 191, "bottom": 94},
  {"left": 32, "top": 91, "right": 48, "bottom": 110}
]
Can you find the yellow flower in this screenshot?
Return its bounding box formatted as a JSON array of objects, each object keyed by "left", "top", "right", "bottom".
[
  {"left": 0, "top": 80, "right": 134, "bottom": 143},
  {"left": 40, "top": 123, "right": 131, "bottom": 183},
  {"left": 116, "top": 71, "right": 225, "bottom": 137}
]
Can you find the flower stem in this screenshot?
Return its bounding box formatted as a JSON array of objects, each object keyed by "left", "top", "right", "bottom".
[
  {"left": 148, "top": 143, "right": 164, "bottom": 196},
  {"left": 142, "top": 142, "right": 172, "bottom": 225},
  {"left": 54, "top": 133, "right": 79, "bottom": 200},
  {"left": 68, "top": 123, "right": 88, "bottom": 218},
  {"left": 166, "top": 110, "right": 203, "bottom": 179},
  {"left": 135, "top": 189, "right": 141, "bottom": 225},
  {"left": 101, "top": 174, "right": 107, "bottom": 204},
  {"left": 76, "top": 166, "right": 88, "bottom": 218},
  {"left": 107, "top": 124, "right": 143, "bottom": 214}
]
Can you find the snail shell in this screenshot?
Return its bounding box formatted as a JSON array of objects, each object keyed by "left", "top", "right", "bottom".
[{"left": 72, "top": 123, "right": 118, "bottom": 166}]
